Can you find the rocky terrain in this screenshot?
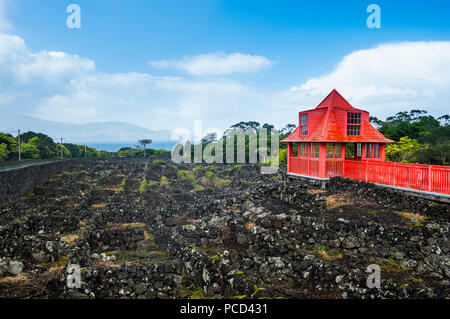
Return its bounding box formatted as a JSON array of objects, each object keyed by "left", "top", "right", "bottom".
[{"left": 0, "top": 158, "right": 449, "bottom": 299}]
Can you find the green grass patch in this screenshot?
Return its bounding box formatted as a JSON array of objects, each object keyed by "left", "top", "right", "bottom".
[
  {"left": 314, "top": 245, "right": 327, "bottom": 252},
  {"left": 119, "top": 178, "right": 127, "bottom": 192},
  {"left": 41, "top": 256, "right": 68, "bottom": 268},
  {"left": 139, "top": 177, "right": 148, "bottom": 194},
  {"left": 223, "top": 165, "right": 242, "bottom": 174},
  {"left": 178, "top": 285, "right": 207, "bottom": 299},
  {"left": 160, "top": 176, "right": 170, "bottom": 187},
  {"left": 200, "top": 171, "right": 231, "bottom": 188}
]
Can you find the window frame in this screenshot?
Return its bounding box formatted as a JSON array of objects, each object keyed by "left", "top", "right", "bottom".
[
  {"left": 365, "top": 143, "right": 372, "bottom": 159},
  {"left": 300, "top": 113, "right": 309, "bottom": 136},
  {"left": 311, "top": 143, "right": 320, "bottom": 158},
  {"left": 373, "top": 143, "right": 380, "bottom": 158},
  {"left": 334, "top": 143, "right": 341, "bottom": 158},
  {"left": 347, "top": 112, "right": 362, "bottom": 136},
  {"left": 326, "top": 143, "right": 334, "bottom": 158}
]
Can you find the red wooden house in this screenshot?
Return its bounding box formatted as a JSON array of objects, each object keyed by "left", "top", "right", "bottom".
[{"left": 282, "top": 89, "right": 450, "bottom": 195}]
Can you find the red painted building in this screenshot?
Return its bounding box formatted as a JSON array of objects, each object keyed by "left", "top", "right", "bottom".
[{"left": 281, "top": 89, "right": 450, "bottom": 195}]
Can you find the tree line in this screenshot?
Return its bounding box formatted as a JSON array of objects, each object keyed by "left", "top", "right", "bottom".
[
  {"left": 188, "top": 109, "right": 449, "bottom": 166},
  {"left": 0, "top": 131, "right": 108, "bottom": 162},
  {"left": 371, "top": 110, "right": 449, "bottom": 165}
]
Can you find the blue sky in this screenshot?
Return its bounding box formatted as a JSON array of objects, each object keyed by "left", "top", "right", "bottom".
[{"left": 1, "top": 0, "right": 450, "bottom": 134}]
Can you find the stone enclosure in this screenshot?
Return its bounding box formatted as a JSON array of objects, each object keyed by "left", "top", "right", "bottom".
[{"left": 0, "top": 158, "right": 448, "bottom": 299}]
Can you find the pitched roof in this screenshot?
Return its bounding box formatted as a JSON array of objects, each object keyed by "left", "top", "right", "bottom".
[
  {"left": 281, "top": 89, "right": 395, "bottom": 143},
  {"left": 316, "top": 89, "right": 354, "bottom": 109}
]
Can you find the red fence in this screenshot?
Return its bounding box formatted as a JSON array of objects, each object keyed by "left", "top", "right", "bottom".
[
  {"left": 288, "top": 157, "right": 450, "bottom": 195},
  {"left": 289, "top": 158, "right": 320, "bottom": 177}
]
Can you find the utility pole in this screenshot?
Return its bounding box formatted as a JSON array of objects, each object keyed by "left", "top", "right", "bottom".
[
  {"left": 60, "top": 138, "right": 63, "bottom": 159},
  {"left": 18, "top": 129, "right": 21, "bottom": 162}
]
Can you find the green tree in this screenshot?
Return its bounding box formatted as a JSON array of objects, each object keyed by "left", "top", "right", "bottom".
[
  {"left": 419, "top": 125, "right": 450, "bottom": 165},
  {"left": 385, "top": 137, "right": 427, "bottom": 163},
  {"left": 118, "top": 147, "right": 144, "bottom": 157},
  {"left": 379, "top": 110, "right": 440, "bottom": 141},
  {"left": 0, "top": 143, "right": 10, "bottom": 162},
  {"left": 21, "top": 142, "right": 40, "bottom": 159},
  {"left": 56, "top": 144, "right": 72, "bottom": 158},
  {"left": 280, "top": 124, "right": 296, "bottom": 136},
  {"left": 0, "top": 133, "right": 18, "bottom": 159},
  {"left": 24, "top": 132, "right": 58, "bottom": 158}
]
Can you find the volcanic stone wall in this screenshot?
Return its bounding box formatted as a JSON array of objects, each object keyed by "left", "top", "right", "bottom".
[{"left": 0, "top": 159, "right": 88, "bottom": 205}]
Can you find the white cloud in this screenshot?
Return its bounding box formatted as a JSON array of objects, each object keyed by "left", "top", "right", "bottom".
[
  {"left": 0, "top": 33, "right": 95, "bottom": 84},
  {"left": 149, "top": 52, "right": 273, "bottom": 75},
  {"left": 284, "top": 41, "right": 450, "bottom": 119}
]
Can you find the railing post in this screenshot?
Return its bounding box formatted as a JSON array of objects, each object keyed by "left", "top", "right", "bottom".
[
  {"left": 428, "top": 165, "right": 432, "bottom": 192},
  {"left": 393, "top": 163, "right": 396, "bottom": 187}
]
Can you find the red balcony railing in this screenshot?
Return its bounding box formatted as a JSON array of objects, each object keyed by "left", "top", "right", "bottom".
[{"left": 288, "top": 157, "right": 450, "bottom": 195}]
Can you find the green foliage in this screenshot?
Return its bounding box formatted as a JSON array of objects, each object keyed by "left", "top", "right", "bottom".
[
  {"left": 379, "top": 110, "right": 441, "bottom": 141},
  {"left": 150, "top": 149, "right": 171, "bottom": 156},
  {"left": 279, "top": 148, "right": 287, "bottom": 165},
  {"left": 152, "top": 160, "right": 165, "bottom": 165},
  {"left": 119, "top": 178, "right": 127, "bottom": 192},
  {"left": 385, "top": 137, "right": 427, "bottom": 163},
  {"left": 118, "top": 147, "right": 144, "bottom": 158},
  {"left": 0, "top": 132, "right": 17, "bottom": 160},
  {"left": 204, "top": 170, "right": 216, "bottom": 178},
  {"left": 117, "top": 147, "right": 170, "bottom": 158},
  {"left": 178, "top": 285, "right": 206, "bottom": 299},
  {"left": 21, "top": 142, "right": 40, "bottom": 159},
  {"left": 314, "top": 245, "right": 327, "bottom": 252},
  {"left": 0, "top": 143, "right": 9, "bottom": 162},
  {"left": 139, "top": 177, "right": 148, "bottom": 194},
  {"left": 264, "top": 148, "right": 287, "bottom": 166},
  {"left": 56, "top": 144, "right": 72, "bottom": 158},
  {"left": 223, "top": 164, "right": 242, "bottom": 174},
  {"left": 63, "top": 143, "right": 98, "bottom": 158},
  {"left": 201, "top": 170, "right": 231, "bottom": 188},
  {"left": 0, "top": 130, "right": 103, "bottom": 161},
  {"left": 378, "top": 110, "right": 449, "bottom": 165},
  {"left": 419, "top": 125, "right": 450, "bottom": 165},
  {"left": 23, "top": 132, "right": 58, "bottom": 159},
  {"left": 160, "top": 176, "right": 170, "bottom": 187},
  {"left": 177, "top": 170, "right": 195, "bottom": 180}
]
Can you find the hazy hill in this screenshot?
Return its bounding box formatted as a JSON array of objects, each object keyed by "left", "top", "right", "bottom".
[{"left": 0, "top": 114, "right": 172, "bottom": 143}]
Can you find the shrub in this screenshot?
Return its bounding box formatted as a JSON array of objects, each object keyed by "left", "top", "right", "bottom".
[
  {"left": 160, "top": 176, "right": 170, "bottom": 187},
  {"left": 139, "top": 177, "right": 148, "bottom": 194},
  {"left": 0, "top": 143, "right": 9, "bottom": 162}
]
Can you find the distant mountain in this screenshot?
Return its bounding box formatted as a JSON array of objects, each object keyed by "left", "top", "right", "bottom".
[{"left": 0, "top": 114, "right": 173, "bottom": 143}]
